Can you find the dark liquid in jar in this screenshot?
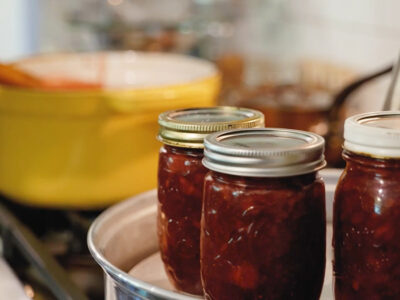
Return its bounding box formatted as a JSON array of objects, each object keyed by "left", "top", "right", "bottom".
[
  {"left": 201, "top": 171, "right": 326, "bottom": 300},
  {"left": 333, "top": 151, "right": 400, "bottom": 299},
  {"left": 157, "top": 145, "right": 206, "bottom": 295}
]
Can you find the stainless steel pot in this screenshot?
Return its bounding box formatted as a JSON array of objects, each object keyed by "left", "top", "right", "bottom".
[
  {"left": 88, "top": 169, "right": 341, "bottom": 299},
  {"left": 88, "top": 189, "right": 198, "bottom": 300}
]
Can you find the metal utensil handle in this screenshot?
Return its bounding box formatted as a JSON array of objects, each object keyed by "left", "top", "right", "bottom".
[
  {"left": 383, "top": 51, "right": 400, "bottom": 111},
  {"left": 0, "top": 203, "right": 89, "bottom": 300}
]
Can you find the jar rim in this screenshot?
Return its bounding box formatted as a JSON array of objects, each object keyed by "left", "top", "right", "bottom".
[
  {"left": 203, "top": 128, "right": 326, "bottom": 177},
  {"left": 344, "top": 111, "right": 400, "bottom": 159},
  {"left": 158, "top": 106, "right": 264, "bottom": 148}
]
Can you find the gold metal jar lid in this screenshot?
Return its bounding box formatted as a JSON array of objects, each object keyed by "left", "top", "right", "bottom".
[{"left": 158, "top": 106, "right": 265, "bottom": 148}]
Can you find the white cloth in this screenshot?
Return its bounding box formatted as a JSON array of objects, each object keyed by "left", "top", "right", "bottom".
[{"left": 0, "top": 258, "right": 30, "bottom": 300}]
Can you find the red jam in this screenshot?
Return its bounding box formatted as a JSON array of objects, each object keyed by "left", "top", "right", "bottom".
[
  {"left": 201, "top": 171, "right": 326, "bottom": 300},
  {"left": 157, "top": 145, "right": 206, "bottom": 295},
  {"left": 333, "top": 151, "right": 400, "bottom": 299}
]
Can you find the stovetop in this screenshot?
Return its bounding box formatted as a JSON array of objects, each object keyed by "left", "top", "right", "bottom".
[{"left": 0, "top": 198, "right": 104, "bottom": 300}]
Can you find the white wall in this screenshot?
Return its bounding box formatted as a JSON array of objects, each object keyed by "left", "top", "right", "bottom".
[
  {"left": 235, "top": 0, "right": 400, "bottom": 73},
  {"left": 286, "top": 0, "right": 400, "bottom": 72},
  {"left": 0, "top": 0, "right": 38, "bottom": 61},
  {"left": 2, "top": 0, "right": 399, "bottom": 71}
]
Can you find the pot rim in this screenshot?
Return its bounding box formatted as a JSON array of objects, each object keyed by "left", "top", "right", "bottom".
[{"left": 87, "top": 189, "right": 198, "bottom": 300}]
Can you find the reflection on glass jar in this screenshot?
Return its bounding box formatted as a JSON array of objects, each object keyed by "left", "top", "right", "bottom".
[
  {"left": 201, "top": 128, "right": 326, "bottom": 300},
  {"left": 334, "top": 112, "right": 400, "bottom": 299},
  {"left": 158, "top": 145, "right": 205, "bottom": 294}
]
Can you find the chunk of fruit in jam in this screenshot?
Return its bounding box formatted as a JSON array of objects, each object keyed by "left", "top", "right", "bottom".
[
  {"left": 201, "top": 171, "right": 326, "bottom": 300},
  {"left": 334, "top": 151, "right": 400, "bottom": 299}
]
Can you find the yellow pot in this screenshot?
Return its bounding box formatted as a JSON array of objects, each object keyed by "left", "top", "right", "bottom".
[{"left": 0, "top": 52, "right": 220, "bottom": 209}]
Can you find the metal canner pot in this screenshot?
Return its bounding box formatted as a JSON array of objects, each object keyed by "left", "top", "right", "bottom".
[
  {"left": 87, "top": 190, "right": 200, "bottom": 300},
  {"left": 88, "top": 168, "right": 341, "bottom": 299}
]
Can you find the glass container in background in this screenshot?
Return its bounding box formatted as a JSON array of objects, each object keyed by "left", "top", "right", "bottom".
[
  {"left": 334, "top": 112, "right": 400, "bottom": 299},
  {"left": 157, "top": 107, "right": 264, "bottom": 295},
  {"left": 201, "top": 128, "right": 326, "bottom": 299},
  {"left": 37, "top": 0, "right": 244, "bottom": 55}
]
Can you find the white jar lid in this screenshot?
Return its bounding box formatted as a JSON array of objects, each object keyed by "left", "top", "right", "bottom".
[{"left": 344, "top": 111, "right": 400, "bottom": 158}]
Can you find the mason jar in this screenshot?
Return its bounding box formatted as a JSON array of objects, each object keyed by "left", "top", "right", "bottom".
[
  {"left": 201, "top": 128, "right": 326, "bottom": 299},
  {"left": 157, "top": 107, "right": 264, "bottom": 295},
  {"left": 333, "top": 111, "right": 400, "bottom": 299}
]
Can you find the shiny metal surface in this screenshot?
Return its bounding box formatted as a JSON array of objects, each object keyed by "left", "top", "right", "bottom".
[
  {"left": 88, "top": 168, "right": 340, "bottom": 299},
  {"left": 158, "top": 107, "right": 264, "bottom": 148},
  {"left": 203, "top": 128, "right": 326, "bottom": 177},
  {"left": 87, "top": 190, "right": 197, "bottom": 300}
]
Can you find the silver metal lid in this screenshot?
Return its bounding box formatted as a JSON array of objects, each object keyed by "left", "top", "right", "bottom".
[
  {"left": 158, "top": 107, "right": 264, "bottom": 148},
  {"left": 203, "top": 128, "right": 326, "bottom": 177}
]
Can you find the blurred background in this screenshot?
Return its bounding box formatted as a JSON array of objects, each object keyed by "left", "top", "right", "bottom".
[
  {"left": 2, "top": 0, "right": 399, "bottom": 66},
  {"left": 1, "top": 1, "right": 400, "bottom": 299},
  {"left": 3, "top": 0, "right": 400, "bottom": 68},
  {"left": 3, "top": 0, "right": 400, "bottom": 158}
]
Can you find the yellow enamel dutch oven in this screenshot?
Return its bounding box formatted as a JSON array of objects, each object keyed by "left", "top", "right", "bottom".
[{"left": 0, "top": 52, "right": 220, "bottom": 209}]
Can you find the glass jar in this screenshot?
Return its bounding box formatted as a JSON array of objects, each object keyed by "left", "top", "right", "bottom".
[
  {"left": 333, "top": 111, "right": 400, "bottom": 299},
  {"left": 157, "top": 107, "right": 264, "bottom": 295},
  {"left": 201, "top": 128, "right": 326, "bottom": 300}
]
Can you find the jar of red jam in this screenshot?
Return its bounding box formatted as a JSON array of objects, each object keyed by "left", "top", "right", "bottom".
[
  {"left": 333, "top": 111, "right": 400, "bottom": 299},
  {"left": 201, "top": 128, "right": 326, "bottom": 300},
  {"left": 157, "top": 107, "right": 264, "bottom": 295}
]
